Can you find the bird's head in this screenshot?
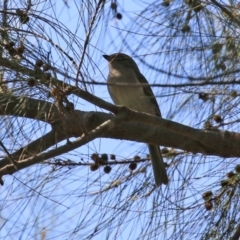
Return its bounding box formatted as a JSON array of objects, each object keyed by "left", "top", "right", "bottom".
[{"left": 103, "top": 53, "right": 140, "bottom": 71}]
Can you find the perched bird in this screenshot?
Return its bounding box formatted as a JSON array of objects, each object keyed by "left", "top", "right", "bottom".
[{"left": 103, "top": 53, "right": 168, "bottom": 186}]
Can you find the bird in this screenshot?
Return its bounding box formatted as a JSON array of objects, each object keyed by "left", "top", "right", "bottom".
[{"left": 103, "top": 53, "right": 168, "bottom": 186}]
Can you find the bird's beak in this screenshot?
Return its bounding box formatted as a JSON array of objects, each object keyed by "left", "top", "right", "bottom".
[{"left": 103, "top": 55, "right": 111, "bottom": 62}]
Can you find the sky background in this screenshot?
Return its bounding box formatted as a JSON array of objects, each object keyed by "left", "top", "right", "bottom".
[{"left": 1, "top": 0, "right": 239, "bottom": 239}]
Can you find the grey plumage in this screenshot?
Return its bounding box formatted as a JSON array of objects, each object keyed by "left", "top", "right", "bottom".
[{"left": 103, "top": 53, "right": 168, "bottom": 186}]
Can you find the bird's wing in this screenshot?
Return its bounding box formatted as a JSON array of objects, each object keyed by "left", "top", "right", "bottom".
[{"left": 134, "top": 70, "right": 162, "bottom": 117}]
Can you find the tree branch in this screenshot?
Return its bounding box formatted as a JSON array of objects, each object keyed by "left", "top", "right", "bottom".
[
  {"left": 1, "top": 94, "right": 240, "bottom": 161},
  {"left": 0, "top": 111, "right": 127, "bottom": 177}
]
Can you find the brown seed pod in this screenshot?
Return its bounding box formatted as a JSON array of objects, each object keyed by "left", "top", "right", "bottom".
[
  {"left": 20, "top": 15, "right": 29, "bottom": 24},
  {"left": 8, "top": 47, "right": 17, "bottom": 56},
  {"left": 162, "top": 0, "right": 170, "bottom": 7},
  {"left": 213, "top": 115, "right": 223, "bottom": 123},
  {"left": 90, "top": 163, "right": 99, "bottom": 171},
  {"left": 220, "top": 180, "right": 229, "bottom": 187},
  {"left": 16, "top": 9, "right": 24, "bottom": 15},
  {"left": 9, "top": 41, "right": 15, "bottom": 47},
  {"left": 202, "top": 191, "right": 213, "bottom": 200},
  {"left": 116, "top": 12, "right": 122, "bottom": 20},
  {"left": 230, "top": 91, "right": 237, "bottom": 98},
  {"left": 205, "top": 201, "right": 213, "bottom": 211},
  {"left": 16, "top": 9, "right": 29, "bottom": 24},
  {"left": 181, "top": 24, "right": 191, "bottom": 33},
  {"left": 193, "top": 1, "right": 203, "bottom": 12},
  {"left": 134, "top": 155, "right": 141, "bottom": 161},
  {"left": 4, "top": 43, "right": 11, "bottom": 50},
  {"left": 226, "top": 171, "right": 236, "bottom": 178},
  {"left": 101, "top": 154, "right": 108, "bottom": 162},
  {"left": 4, "top": 41, "right": 15, "bottom": 50},
  {"left": 111, "top": 2, "right": 117, "bottom": 10},
  {"left": 218, "top": 63, "right": 226, "bottom": 71},
  {"left": 27, "top": 78, "right": 36, "bottom": 87},
  {"left": 16, "top": 44, "right": 25, "bottom": 55},
  {"left": 129, "top": 162, "right": 137, "bottom": 171},
  {"left": 104, "top": 165, "right": 112, "bottom": 174},
  {"left": 91, "top": 153, "right": 99, "bottom": 161},
  {"left": 199, "top": 93, "right": 209, "bottom": 101},
  {"left": 212, "top": 43, "right": 223, "bottom": 55},
  {"left": 91, "top": 153, "right": 101, "bottom": 165},
  {"left": 35, "top": 59, "right": 44, "bottom": 67},
  {"left": 216, "top": 62, "right": 226, "bottom": 71}
]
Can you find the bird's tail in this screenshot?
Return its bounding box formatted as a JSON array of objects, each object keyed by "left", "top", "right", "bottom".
[{"left": 148, "top": 144, "right": 169, "bottom": 186}]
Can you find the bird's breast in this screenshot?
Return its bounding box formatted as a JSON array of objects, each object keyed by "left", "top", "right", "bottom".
[{"left": 107, "top": 69, "right": 157, "bottom": 115}]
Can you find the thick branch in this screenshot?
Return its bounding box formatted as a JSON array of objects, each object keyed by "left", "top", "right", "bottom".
[
  {"left": 0, "top": 112, "right": 126, "bottom": 176},
  {"left": 0, "top": 93, "right": 60, "bottom": 124},
  {"left": 1, "top": 94, "right": 240, "bottom": 159}
]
